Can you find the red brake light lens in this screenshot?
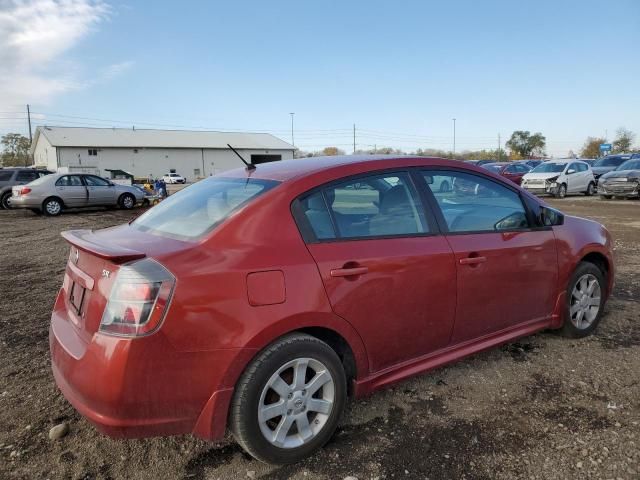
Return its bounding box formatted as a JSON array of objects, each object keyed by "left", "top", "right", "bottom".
[
  {"left": 20, "top": 187, "right": 32, "bottom": 195},
  {"left": 99, "top": 259, "right": 175, "bottom": 337}
]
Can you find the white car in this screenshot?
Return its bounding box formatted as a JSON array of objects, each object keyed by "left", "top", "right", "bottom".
[
  {"left": 521, "top": 159, "right": 596, "bottom": 198},
  {"left": 162, "top": 173, "right": 186, "bottom": 184}
]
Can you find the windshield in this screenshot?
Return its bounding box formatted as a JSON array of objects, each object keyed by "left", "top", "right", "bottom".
[
  {"left": 531, "top": 162, "right": 566, "bottom": 173},
  {"left": 594, "top": 157, "right": 626, "bottom": 167},
  {"left": 617, "top": 160, "right": 640, "bottom": 171},
  {"left": 132, "top": 177, "right": 279, "bottom": 240},
  {"left": 482, "top": 164, "right": 503, "bottom": 173}
]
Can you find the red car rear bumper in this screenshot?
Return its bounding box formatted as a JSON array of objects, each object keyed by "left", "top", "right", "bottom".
[{"left": 49, "top": 294, "right": 247, "bottom": 441}]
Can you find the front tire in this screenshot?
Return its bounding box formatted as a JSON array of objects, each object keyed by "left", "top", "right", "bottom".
[
  {"left": 560, "top": 262, "right": 606, "bottom": 338},
  {"left": 585, "top": 182, "right": 596, "bottom": 196},
  {"left": 555, "top": 183, "right": 567, "bottom": 198},
  {"left": 118, "top": 193, "right": 135, "bottom": 210},
  {"left": 230, "top": 333, "right": 347, "bottom": 464}
]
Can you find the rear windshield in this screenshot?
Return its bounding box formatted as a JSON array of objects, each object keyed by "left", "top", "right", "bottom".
[
  {"left": 482, "top": 164, "right": 503, "bottom": 173},
  {"left": 594, "top": 157, "right": 626, "bottom": 167},
  {"left": 27, "top": 175, "right": 52, "bottom": 186},
  {"left": 617, "top": 160, "right": 640, "bottom": 171},
  {"left": 532, "top": 163, "right": 566, "bottom": 173},
  {"left": 132, "top": 177, "right": 279, "bottom": 240}
]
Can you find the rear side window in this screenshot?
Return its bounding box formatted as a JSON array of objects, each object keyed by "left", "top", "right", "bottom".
[
  {"left": 132, "top": 177, "right": 279, "bottom": 240},
  {"left": 0, "top": 171, "right": 13, "bottom": 182},
  {"left": 56, "top": 175, "right": 84, "bottom": 186},
  {"left": 15, "top": 171, "right": 40, "bottom": 182},
  {"left": 298, "top": 172, "right": 429, "bottom": 241},
  {"left": 422, "top": 170, "right": 529, "bottom": 233}
]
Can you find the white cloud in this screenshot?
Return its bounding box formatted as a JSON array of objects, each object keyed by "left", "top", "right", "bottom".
[
  {"left": 0, "top": 0, "right": 124, "bottom": 108},
  {"left": 102, "top": 60, "right": 134, "bottom": 80}
]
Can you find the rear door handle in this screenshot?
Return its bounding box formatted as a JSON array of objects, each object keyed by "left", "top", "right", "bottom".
[
  {"left": 459, "top": 256, "right": 487, "bottom": 265},
  {"left": 330, "top": 266, "right": 369, "bottom": 277}
]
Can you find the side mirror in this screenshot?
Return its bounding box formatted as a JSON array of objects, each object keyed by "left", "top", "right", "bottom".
[
  {"left": 540, "top": 206, "right": 564, "bottom": 226},
  {"left": 567, "top": 169, "right": 576, "bottom": 174}
]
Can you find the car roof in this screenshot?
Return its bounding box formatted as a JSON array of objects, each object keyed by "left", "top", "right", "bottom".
[
  {"left": 484, "top": 162, "right": 510, "bottom": 166},
  {"left": 221, "top": 155, "right": 472, "bottom": 182},
  {"left": 545, "top": 159, "right": 586, "bottom": 164}
]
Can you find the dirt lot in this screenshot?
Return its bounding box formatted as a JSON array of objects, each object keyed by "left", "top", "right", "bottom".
[{"left": 1, "top": 197, "right": 638, "bottom": 480}]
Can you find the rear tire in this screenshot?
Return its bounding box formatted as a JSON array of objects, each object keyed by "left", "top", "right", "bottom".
[
  {"left": 585, "top": 182, "right": 596, "bottom": 196},
  {"left": 230, "top": 333, "right": 347, "bottom": 464},
  {"left": 0, "top": 192, "right": 11, "bottom": 210},
  {"left": 42, "top": 197, "right": 63, "bottom": 216},
  {"left": 118, "top": 193, "right": 135, "bottom": 210},
  {"left": 559, "top": 262, "right": 606, "bottom": 338}
]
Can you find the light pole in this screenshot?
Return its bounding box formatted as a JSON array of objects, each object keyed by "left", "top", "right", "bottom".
[
  {"left": 452, "top": 118, "right": 456, "bottom": 157},
  {"left": 289, "top": 113, "right": 295, "bottom": 149}
]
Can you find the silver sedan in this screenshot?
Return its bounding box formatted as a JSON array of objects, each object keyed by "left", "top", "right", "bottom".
[{"left": 9, "top": 173, "right": 145, "bottom": 216}]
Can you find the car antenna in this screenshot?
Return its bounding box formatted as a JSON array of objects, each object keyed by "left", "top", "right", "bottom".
[{"left": 227, "top": 144, "right": 256, "bottom": 171}]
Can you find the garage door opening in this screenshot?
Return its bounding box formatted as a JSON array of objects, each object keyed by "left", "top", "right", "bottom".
[{"left": 250, "top": 154, "right": 282, "bottom": 165}]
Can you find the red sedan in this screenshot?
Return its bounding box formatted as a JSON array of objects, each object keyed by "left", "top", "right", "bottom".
[
  {"left": 50, "top": 155, "right": 614, "bottom": 464},
  {"left": 482, "top": 161, "right": 532, "bottom": 185}
]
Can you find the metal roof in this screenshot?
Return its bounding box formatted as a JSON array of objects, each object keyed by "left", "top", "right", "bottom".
[{"left": 32, "top": 126, "right": 294, "bottom": 151}]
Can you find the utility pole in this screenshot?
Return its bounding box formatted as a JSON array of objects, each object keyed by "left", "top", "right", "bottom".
[
  {"left": 452, "top": 118, "right": 456, "bottom": 157},
  {"left": 353, "top": 124, "right": 356, "bottom": 153},
  {"left": 27, "top": 104, "right": 33, "bottom": 144},
  {"left": 289, "top": 112, "right": 295, "bottom": 152},
  {"left": 497, "top": 133, "right": 501, "bottom": 160}
]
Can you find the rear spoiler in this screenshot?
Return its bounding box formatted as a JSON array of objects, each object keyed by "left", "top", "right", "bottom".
[{"left": 61, "top": 230, "right": 146, "bottom": 264}]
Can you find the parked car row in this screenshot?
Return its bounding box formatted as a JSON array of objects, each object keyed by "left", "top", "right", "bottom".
[
  {"left": 8, "top": 172, "right": 146, "bottom": 215},
  {"left": 471, "top": 155, "right": 639, "bottom": 200},
  {"left": 0, "top": 167, "right": 190, "bottom": 215},
  {"left": 521, "top": 159, "right": 596, "bottom": 198}
]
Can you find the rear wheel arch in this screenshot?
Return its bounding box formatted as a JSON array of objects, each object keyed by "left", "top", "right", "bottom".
[
  {"left": 297, "top": 326, "right": 358, "bottom": 396},
  {"left": 234, "top": 320, "right": 367, "bottom": 394}
]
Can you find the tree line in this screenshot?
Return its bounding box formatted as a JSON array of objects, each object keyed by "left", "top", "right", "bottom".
[{"left": 297, "top": 127, "right": 638, "bottom": 160}]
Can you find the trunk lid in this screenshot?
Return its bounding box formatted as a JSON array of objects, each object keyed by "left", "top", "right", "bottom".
[{"left": 58, "top": 225, "right": 188, "bottom": 342}]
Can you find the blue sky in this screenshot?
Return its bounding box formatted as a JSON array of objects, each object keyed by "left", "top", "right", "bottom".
[{"left": 1, "top": 0, "right": 639, "bottom": 156}]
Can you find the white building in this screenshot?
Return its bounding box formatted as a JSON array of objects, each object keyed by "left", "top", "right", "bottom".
[{"left": 31, "top": 126, "right": 295, "bottom": 182}]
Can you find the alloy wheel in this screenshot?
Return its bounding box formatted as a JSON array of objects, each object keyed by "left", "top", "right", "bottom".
[
  {"left": 258, "top": 357, "right": 335, "bottom": 449},
  {"left": 570, "top": 273, "right": 601, "bottom": 329},
  {"left": 45, "top": 200, "right": 61, "bottom": 215},
  {"left": 558, "top": 185, "right": 566, "bottom": 198}
]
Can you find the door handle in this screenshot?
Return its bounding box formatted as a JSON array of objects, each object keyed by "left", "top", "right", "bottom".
[
  {"left": 459, "top": 256, "right": 487, "bottom": 266},
  {"left": 330, "top": 266, "right": 369, "bottom": 277}
]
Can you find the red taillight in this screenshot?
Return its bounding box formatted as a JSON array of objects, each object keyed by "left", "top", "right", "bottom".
[
  {"left": 19, "top": 187, "right": 32, "bottom": 195},
  {"left": 99, "top": 259, "right": 175, "bottom": 337}
]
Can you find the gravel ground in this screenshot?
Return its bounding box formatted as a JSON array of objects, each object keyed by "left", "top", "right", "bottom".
[{"left": 0, "top": 197, "right": 638, "bottom": 480}]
